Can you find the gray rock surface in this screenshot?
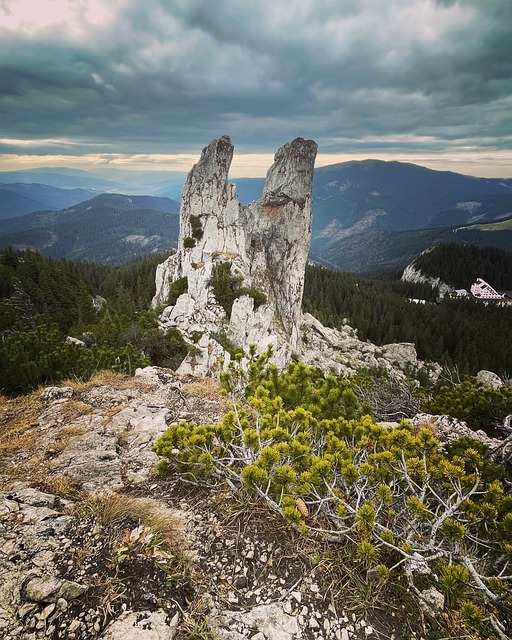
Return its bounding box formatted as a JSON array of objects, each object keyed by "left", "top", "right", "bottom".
[
  {"left": 401, "top": 258, "right": 453, "bottom": 296},
  {"left": 476, "top": 369, "right": 504, "bottom": 389},
  {"left": 100, "top": 609, "right": 178, "bottom": 640},
  {"left": 410, "top": 413, "right": 501, "bottom": 447},
  {"left": 153, "top": 135, "right": 317, "bottom": 373},
  {"left": 214, "top": 602, "right": 299, "bottom": 640}
]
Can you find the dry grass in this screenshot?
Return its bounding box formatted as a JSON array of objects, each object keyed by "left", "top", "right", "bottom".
[
  {"left": 29, "top": 475, "right": 85, "bottom": 501},
  {"left": 182, "top": 377, "right": 228, "bottom": 408},
  {"left": 62, "top": 370, "right": 155, "bottom": 394},
  {"left": 70, "top": 493, "right": 188, "bottom": 553},
  {"left": 411, "top": 418, "right": 438, "bottom": 437},
  {"left": 55, "top": 399, "right": 93, "bottom": 422},
  {"left": 182, "top": 376, "right": 222, "bottom": 400},
  {"left": 0, "top": 389, "right": 45, "bottom": 485},
  {"left": 0, "top": 387, "right": 93, "bottom": 487}
]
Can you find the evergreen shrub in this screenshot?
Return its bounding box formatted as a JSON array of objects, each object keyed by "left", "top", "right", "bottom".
[
  {"left": 425, "top": 377, "right": 512, "bottom": 431},
  {"left": 155, "top": 350, "right": 512, "bottom": 632},
  {"left": 167, "top": 277, "right": 188, "bottom": 306},
  {"left": 210, "top": 262, "right": 266, "bottom": 317}
]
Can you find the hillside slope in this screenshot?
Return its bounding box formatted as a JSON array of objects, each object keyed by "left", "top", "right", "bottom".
[{"left": 0, "top": 194, "right": 180, "bottom": 264}]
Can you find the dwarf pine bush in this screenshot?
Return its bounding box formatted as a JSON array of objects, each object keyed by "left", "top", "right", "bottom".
[{"left": 155, "top": 351, "right": 512, "bottom": 633}]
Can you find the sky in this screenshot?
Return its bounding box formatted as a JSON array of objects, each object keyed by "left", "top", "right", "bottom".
[{"left": 1, "top": 0, "right": 512, "bottom": 178}]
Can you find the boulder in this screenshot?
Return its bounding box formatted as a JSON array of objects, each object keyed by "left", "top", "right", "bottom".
[
  {"left": 100, "top": 609, "right": 179, "bottom": 640},
  {"left": 40, "top": 386, "right": 73, "bottom": 402},
  {"left": 476, "top": 369, "right": 504, "bottom": 389}
]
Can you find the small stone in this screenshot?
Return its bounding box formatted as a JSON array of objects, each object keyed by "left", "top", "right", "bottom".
[
  {"left": 419, "top": 587, "right": 445, "bottom": 616},
  {"left": 365, "top": 625, "right": 374, "bottom": 635},
  {"left": 41, "top": 603, "right": 55, "bottom": 619},
  {"left": 234, "top": 576, "right": 248, "bottom": 589},
  {"left": 68, "top": 620, "right": 82, "bottom": 633},
  {"left": 17, "top": 603, "right": 37, "bottom": 619},
  {"left": 56, "top": 598, "right": 68, "bottom": 610},
  {"left": 291, "top": 591, "right": 302, "bottom": 603},
  {"left": 309, "top": 618, "right": 319, "bottom": 629}
]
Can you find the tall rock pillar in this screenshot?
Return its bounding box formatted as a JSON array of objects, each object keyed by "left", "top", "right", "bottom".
[{"left": 153, "top": 135, "right": 317, "bottom": 373}]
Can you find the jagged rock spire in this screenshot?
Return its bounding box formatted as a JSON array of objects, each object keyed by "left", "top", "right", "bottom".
[{"left": 153, "top": 135, "right": 317, "bottom": 374}]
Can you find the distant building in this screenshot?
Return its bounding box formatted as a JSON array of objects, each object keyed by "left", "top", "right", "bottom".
[{"left": 470, "top": 278, "right": 506, "bottom": 301}]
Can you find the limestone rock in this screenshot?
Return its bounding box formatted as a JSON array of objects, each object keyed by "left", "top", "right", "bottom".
[
  {"left": 40, "top": 386, "right": 73, "bottom": 402},
  {"left": 476, "top": 369, "right": 504, "bottom": 389},
  {"left": 380, "top": 342, "right": 417, "bottom": 369},
  {"left": 419, "top": 587, "right": 445, "bottom": 617},
  {"left": 153, "top": 135, "right": 317, "bottom": 372},
  {"left": 214, "top": 603, "right": 299, "bottom": 640},
  {"left": 410, "top": 413, "right": 501, "bottom": 448},
  {"left": 23, "top": 576, "right": 87, "bottom": 603},
  {"left": 401, "top": 257, "right": 453, "bottom": 296},
  {"left": 298, "top": 312, "right": 430, "bottom": 381},
  {"left": 100, "top": 609, "right": 178, "bottom": 640}
]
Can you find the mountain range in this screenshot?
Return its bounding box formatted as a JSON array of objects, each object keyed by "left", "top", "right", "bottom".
[
  {"left": 0, "top": 194, "right": 180, "bottom": 264},
  {"left": 1, "top": 160, "right": 511, "bottom": 268}
]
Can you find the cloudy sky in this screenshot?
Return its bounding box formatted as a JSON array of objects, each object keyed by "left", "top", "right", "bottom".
[{"left": 1, "top": 0, "right": 511, "bottom": 177}]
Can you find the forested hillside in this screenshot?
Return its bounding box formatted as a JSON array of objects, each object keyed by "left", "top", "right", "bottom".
[
  {"left": 303, "top": 264, "right": 512, "bottom": 377},
  {"left": 412, "top": 243, "right": 512, "bottom": 290},
  {"left": 0, "top": 194, "right": 180, "bottom": 264},
  {"left": 0, "top": 249, "right": 184, "bottom": 395},
  {"left": 2, "top": 248, "right": 511, "bottom": 394}
]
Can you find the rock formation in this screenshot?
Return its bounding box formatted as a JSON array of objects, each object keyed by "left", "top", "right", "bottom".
[
  {"left": 153, "top": 135, "right": 438, "bottom": 381},
  {"left": 153, "top": 135, "right": 317, "bottom": 373},
  {"left": 401, "top": 259, "right": 453, "bottom": 296}
]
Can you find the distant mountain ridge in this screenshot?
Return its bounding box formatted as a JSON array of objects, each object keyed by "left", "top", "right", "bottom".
[
  {"left": 309, "top": 160, "right": 512, "bottom": 271},
  {"left": 0, "top": 183, "right": 99, "bottom": 219},
  {"left": 1, "top": 159, "right": 512, "bottom": 269},
  {"left": 0, "top": 193, "right": 180, "bottom": 264}
]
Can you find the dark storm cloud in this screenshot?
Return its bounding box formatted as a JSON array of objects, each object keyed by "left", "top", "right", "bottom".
[{"left": 0, "top": 0, "right": 511, "bottom": 162}]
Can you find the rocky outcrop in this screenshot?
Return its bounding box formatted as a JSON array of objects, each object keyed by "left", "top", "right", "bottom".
[
  {"left": 153, "top": 135, "right": 317, "bottom": 373},
  {"left": 153, "top": 135, "right": 437, "bottom": 380},
  {"left": 298, "top": 313, "right": 440, "bottom": 382},
  {"left": 401, "top": 252, "right": 453, "bottom": 296},
  {"left": 409, "top": 413, "right": 501, "bottom": 448}
]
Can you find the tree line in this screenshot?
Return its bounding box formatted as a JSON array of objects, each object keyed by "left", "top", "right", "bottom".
[
  {"left": 303, "top": 263, "right": 512, "bottom": 377},
  {"left": 413, "top": 242, "right": 512, "bottom": 291},
  {"left": 1, "top": 246, "right": 511, "bottom": 394}
]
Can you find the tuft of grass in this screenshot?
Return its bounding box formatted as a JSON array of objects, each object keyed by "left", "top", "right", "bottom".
[
  {"left": 69, "top": 493, "right": 188, "bottom": 553},
  {"left": 176, "top": 594, "right": 216, "bottom": 640},
  {"left": 182, "top": 377, "right": 226, "bottom": 404},
  {"left": 0, "top": 389, "right": 46, "bottom": 486},
  {"left": 63, "top": 370, "right": 154, "bottom": 393},
  {"left": 30, "top": 475, "right": 85, "bottom": 502}
]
